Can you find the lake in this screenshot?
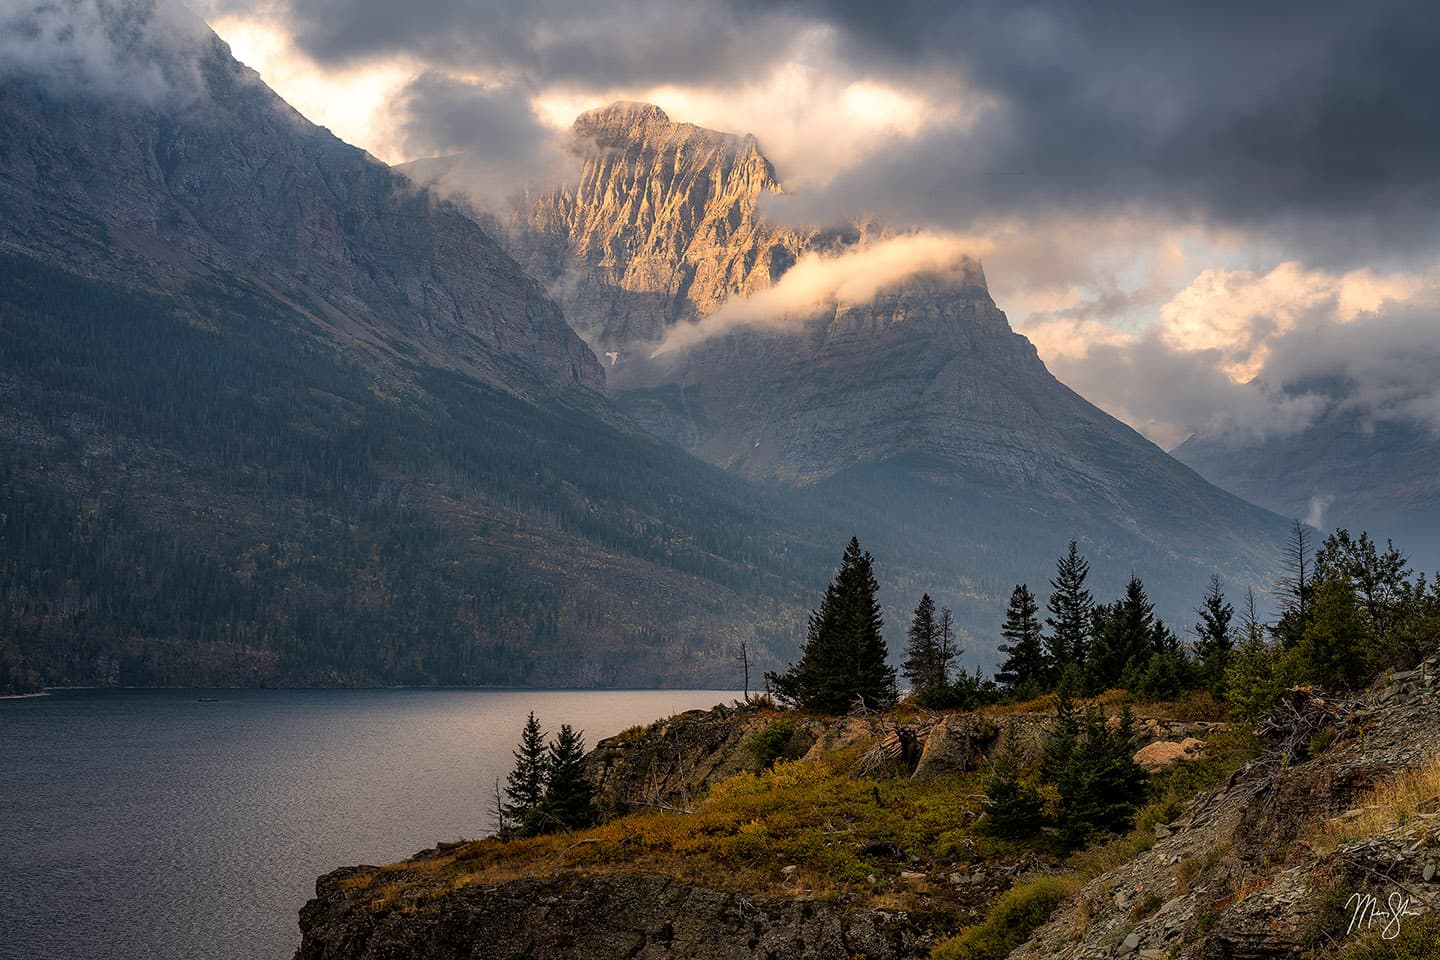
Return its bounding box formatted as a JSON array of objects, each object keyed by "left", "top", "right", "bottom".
[{"left": 0, "top": 688, "right": 741, "bottom": 960}]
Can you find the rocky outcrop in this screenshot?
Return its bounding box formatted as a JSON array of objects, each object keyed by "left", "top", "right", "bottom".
[
  {"left": 296, "top": 870, "right": 920, "bottom": 960},
  {"left": 584, "top": 703, "right": 1227, "bottom": 814},
  {"left": 582, "top": 702, "right": 803, "bottom": 814},
  {"left": 515, "top": 101, "right": 810, "bottom": 349},
  {"left": 1009, "top": 656, "right": 1440, "bottom": 960}
]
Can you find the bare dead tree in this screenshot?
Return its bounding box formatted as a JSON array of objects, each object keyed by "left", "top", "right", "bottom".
[
  {"left": 490, "top": 777, "right": 508, "bottom": 838},
  {"left": 736, "top": 640, "right": 751, "bottom": 702}
]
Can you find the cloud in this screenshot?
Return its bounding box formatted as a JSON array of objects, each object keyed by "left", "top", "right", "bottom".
[
  {"left": 1, "top": 0, "right": 212, "bottom": 104},
  {"left": 389, "top": 72, "right": 576, "bottom": 201},
  {"left": 196, "top": 0, "right": 1440, "bottom": 265},
  {"left": 197, "top": 0, "right": 807, "bottom": 89},
  {"left": 769, "top": 0, "right": 1440, "bottom": 265},
  {"left": 1026, "top": 260, "right": 1440, "bottom": 449},
  {"left": 527, "top": 27, "right": 981, "bottom": 193},
  {"left": 651, "top": 232, "right": 989, "bottom": 355}
]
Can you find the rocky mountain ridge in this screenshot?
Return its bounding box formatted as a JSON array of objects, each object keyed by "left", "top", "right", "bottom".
[
  {"left": 1, "top": 28, "right": 602, "bottom": 397},
  {"left": 478, "top": 101, "right": 1292, "bottom": 621},
  {"left": 0, "top": 8, "right": 852, "bottom": 690}
]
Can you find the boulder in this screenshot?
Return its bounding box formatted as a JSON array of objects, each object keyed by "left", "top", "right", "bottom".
[{"left": 1133, "top": 737, "right": 1207, "bottom": 772}]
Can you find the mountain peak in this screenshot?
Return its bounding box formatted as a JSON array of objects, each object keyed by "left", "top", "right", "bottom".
[{"left": 575, "top": 101, "right": 673, "bottom": 137}]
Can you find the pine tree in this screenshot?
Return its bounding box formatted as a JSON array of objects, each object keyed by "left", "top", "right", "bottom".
[
  {"left": 982, "top": 724, "right": 1045, "bottom": 839},
  {"left": 502, "top": 712, "right": 547, "bottom": 836},
  {"left": 1134, "top": 624, "right": 1190, "bottom": 700},
  {"left": 903, "top": 593, "right": 943, "bottom": 696},
  {"left": 996, "top": 584, "right": 1047, "bottom": 698},
  {"left": 1194, "top": 574, "right": 1235, "bottom": 696},
  {"left": 936, "top": 606, "right": 959, "bottom": 685},
  {"left": 1086, "top": 577, "right": 1157, "bottom": 693},
  {"left": 765, "top": 537, "right": 897, "bottom": 713},
  {"left": 1224, "top": 608, "right": 1289, "bottom": 725},
  {"left": 1044, "top": 703, "right": 1147, "bottom": 849},
  {"left": 1314, "top": 529, "right": 1412, "bottom": 641},
  {"left": 1045, "top": 541, "right": 1094, "bottom": 679},
  {"left": 538, "top": 724, "right": 594, "bottom": 832}
]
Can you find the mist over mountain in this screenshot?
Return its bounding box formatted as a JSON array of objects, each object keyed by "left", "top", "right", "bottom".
[
  {"left": 414, "top": 101, "right": 1291, "bottom": 632},
  {"left": 1175, "top": 391, "right": 1440, "bottom": 574},
  {"left": 0, "top": 8, "right": 847, "bottom": 691}
]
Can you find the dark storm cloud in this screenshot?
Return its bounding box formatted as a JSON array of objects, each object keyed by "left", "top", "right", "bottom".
[
  {"left": 201, "top": 0, "right": 1440, "bottom": 259},
  {"left": 204, "top": 0, "right": 804, "bottom": 87},
  {"left": 393, "top": 71, "right": 570, "bottom": 196},
  {"left": 765, "top": 0, "right": 1440, "bottom": 260}
]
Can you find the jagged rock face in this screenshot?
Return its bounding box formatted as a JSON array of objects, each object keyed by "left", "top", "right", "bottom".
[
  {"left": 0, "top": 32, "right": 603, "bottom": 396},
  {"left": 500, "top": 105, "right": 1288, "bottom": 612},
  {"left": 296, "top": 870, "right": 920, "bottom": 960},
  {"left": 516, "top": 101, "right": 809, "bottom": 348}
]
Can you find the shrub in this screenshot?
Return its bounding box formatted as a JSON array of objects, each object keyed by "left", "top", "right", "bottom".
[
  {"left": 930, "top": 874, "right": 1080, "bottom": 960},
  {"left": 744, "top": 718, "right": 800, "bottom": 770}
]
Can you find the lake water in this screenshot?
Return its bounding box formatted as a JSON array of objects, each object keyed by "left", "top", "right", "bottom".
[{"left": 0, "top": 688, "right": 741, "bottom": 960}]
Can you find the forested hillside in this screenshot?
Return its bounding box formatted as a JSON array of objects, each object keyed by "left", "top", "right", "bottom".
[{"left": 0, "top": 252, "right": 833, "bottom": 692}]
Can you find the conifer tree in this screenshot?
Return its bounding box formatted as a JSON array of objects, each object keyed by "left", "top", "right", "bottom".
[
  {"left": 1224, "top": 601, "right": 1289, "bottom": 724},
  {"left": 766, "top": 537, "right": 897, "bottom": 713},
  {"left": 903, "top": 593, "right": 943, "bottom": 696},
  {"left": 982, "top": 724, "right": 1045, "bottom": 839},
  {"left": 1298, "top": 579, "right": 1367, "bottom": 691},
  {"left": 1043, "top": 702, "right": 1147, "bottom": 849},
  {"left": 538, "top": 724, "right": 594, "bottom": 832},
  {"left": 502, "top": 712, "right": 547, "bottom": 836},
  {"left": 1086, "top": 577, "right": 1157, "bottom": 693},
  {"left": 1194, "top": 574, "right": 1235, "bottom": 696},
  {"left": 1134, "top": 618, "right": 1190, "bottom": 700},
  {"left": 1314, "top": 529, "right": 1412, "bottom": 641},
  {"left": 936, "top": 606, "right": 959, "bottom": 684},
  {"left": 996, "top": 584, "right": 1047, "bottom": 698},
  {"left": 1045, "top": 541, "right": 1094, "bottom": 679}
]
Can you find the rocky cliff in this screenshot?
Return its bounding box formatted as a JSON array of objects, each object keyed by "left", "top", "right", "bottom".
[
  {"left": 297, "top": 870, "right": 919, "bottom": 960},
  {"left": 506, "top": 101, "right": 811, "bottom": 350},
  {"left": 297, "top": 662, "right": 1440, "bottom": 960}
]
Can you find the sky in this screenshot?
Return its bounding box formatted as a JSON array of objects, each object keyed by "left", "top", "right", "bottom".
[{"left": 13, "top": 0, "right": 1438, "bottom": 451}]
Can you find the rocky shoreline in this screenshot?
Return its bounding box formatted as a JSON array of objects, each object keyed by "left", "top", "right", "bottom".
[{"left": 295, "top": 660, "right": 1440, "bottom": 959}]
